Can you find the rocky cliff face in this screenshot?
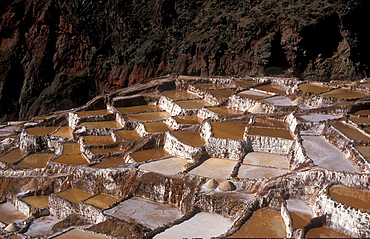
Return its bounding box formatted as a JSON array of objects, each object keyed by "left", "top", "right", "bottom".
[{"left": 0, "top": 0, "right": 369, "bottom": 121}]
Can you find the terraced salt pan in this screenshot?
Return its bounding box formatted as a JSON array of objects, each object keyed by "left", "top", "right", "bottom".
[
  {"left": 53, "top": 154, "right": 89, "bottom": 165},
  {"left": 176, "top": 99, "right": 212, "bottom": 109},
  {"left": 286, "top": 199, "right": 314, "bottom": 229},
  {"left": 116, "top": 130, "right": 141, "bottom": 141},
  {"left": 253, "top": 117, "right": 287, "bottom": 128},
  {"left": 227, "top": 209, "right": 286, "bottom": 238},
  {"left": 259, "top": 96, "right": 295, "bottom": 106},
  {"left": 143, "top": 122, "right": 172, "bottom": 132},
  {"left": 105, "top": 197, "right": 183, "bottom": 229},
  {"left": 130, "top": 148, "right": 169, "bottom": 162},
  {"left": 84, "top": 193, "right": 120, "bottom": 209},
  {"left": 237, "top": 165, "right": 289, "bottom": 179},
  {"left": 349, "top": 116, "right": 370, "bottom": 124},
  {"left": 116, "top": 105, "right": 163, "bottom": 114},
  {"left": 329, "top": 185, "right": 370, "bottom": 211},
  {"left": 247, "top": 127, "right": 293, "bottom": 140},
  {"left": 298, "top": 83, "right": 333, "bottom": 94},
  {"left": 189, "top": 158, "right": 238, "bottom": 179},
  {"left": 330, "top": 121, "right": 370, "bottom": 141},
  {"left": 234, "top": 79, "right": 259, "bottom": 88},
  {"left": 161, "top": 90, "right": 200, "bottom": 100},
  {"left": 206, "top": 106, "right": 243, "bottom": 116},
  {"left": 353, "top": 109, "right": 370, "bottom": 116},
  {"left": 91, "top": 157, "right": 126, "bottom": 168},
  {"left": 0, "top": 202, "right": 27, "bottom": 224},
  {"left": 126, "top": 111, "right": 170, "bottom": 122},
  {"left": 242, "top": 152, "right": 289, "bottom": 169},
  {"left": 24, "top": 216, "right": 59, "bottom": 237},
  {"left": 139, "top": 156, "right": 188, "bottom": 175},
  {"left": 80, "top": 120, "right": 122, "bottom": 129},
  {"left": 171, "top": 130, "right": 205, "bottom": 147},
  {"left": 237, "top": 89, "right": 271, "bottom": 99},
  {"left": 302, "top": 136, "right": 358, "bottom": 173},
  {"left": 0, "top": 148, "right": 27, "bottom": 163},
  {"left": 298, "top": 113, "right": 342, "bottom": 122},
  {"left": 21, "top": 195, "right": 49, "bottom": 209},
  {"left": 17, "top": 153, "right": 55, "bottom": 168},
  {"left": 320, "top": 88, "right": 370, "bottom": 99},
  {"left": 354, "top": 145, "right": 370, "bottom": 161},
  {"left": 209, "top": 89, "right": 235, "bottom": 98},
  {"left": 53, "top": 229, "right": 109, "bottom": 239},
  {"left": 173, "top": 115, "right": 203, "bottom": 124},
  {"left": 62, "top": 143, "right": 81, "bottom": 154},
  {"left": 52, "top": 126, "right": 73, "bottom": 138},
  {"left": 254, "top": 83, "right": 288, "bottom": 95},
  {"left": 26, "top": 127, "right": 58, "bottom": 135},
  {"left": 56, "top": 188, "right": 93, "bottom": 204},
  {"left": 306, "top": 226, "right": 351, "bottom": 238},
  {"left": 211, "top": 121, "right": 249, "bottom": 140},
  {"left": 83, "top": 136, "right": 115, "bottom": 145},
  {"left": 154, "top": 212, "right": 233, "bottom": 239},
  {"left": 76, "top": 109, "right": 110, "bottom": 117},
  {"left": 194, "top": 83, "right": 227, "bottom": 89}
]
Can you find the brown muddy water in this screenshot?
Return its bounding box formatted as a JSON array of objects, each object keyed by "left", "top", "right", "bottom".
[
  {"left": 247, "top": 127, "right": 293, "bottom": 140},
  {"left": 176, "top": 100, "right": 212, "bottom": 109},
  {"left": 52, "top": 126, "right": 73, "bottom": 138},
  {"left": 329, "top": 185, "right": 370, "bottom": 211},
  {"left": 209, "top": 89, "right": 236, "bottom": 98},
  {"left": 227, "top": 209, "right": 286, "bottom": 238},
  {"left": 0, "top": 148, "right": 27, "bottom": 164},
  {"left": 161, "top": 90, "right": 200, "bottom": 100},
  {"left": 62, "top": 143, "right": 81, "bottom": 154},
  {"left": 91, "top": 157, "right": 126, "bottom": 168},
  {"left": 211, "top": 121, "right": 249, "bottom": 140},
  {"left": 80, "top": 121, "right": 122, "bottom": 129},
  {"left": 330, "top": 121, "right": 370, "bottom": 141},
  {"left": 173, "top": 115, "right": 203, "bottom": 124},
  {"left": 144, "top": 122, "right": 172, "bottom": 132},
  {"left": 76, "top": 109, "right": 110, "bottom": 117},
  {"left": 126, "top": 112, "right": 170, "bottom": 122},
  {"left": 252, "top": 117, "right": 287, "bottom": 128},
  {"left": 171, "top": 130, "right": 206, "bottom": 147},
  {"left": 353, "top": 109, "right": 370, "bottom": 116},
  {"left": 53, "top": 154, "right": 89, "bottom": 165},
  {"left": 254, "top": 84, "right": 287, "bottom": 95},
  {"left": 306, "top": 226, "right": 351, "bottom": 238},
  {"left": 17, "top": 154, "right": 55, "bottom": 168},
  {"left": 91, "top": 146, "right": 121, "bottom": 155},
  {"left": 26, "top": 127, "right": 58, "bottom": 135},
  {"left": 56, "top": 188, "right": 93, "bottom": 204},
  {"left": 116, "top": 130, "right": 141, "bottom": 141},
  {"left": 117, "top": 105, "right": 163, "bottom": 114},
  {"left": 207, "top": 107, "right": 243, "bottom": 116},
  {"left": 130, "top": 148, "right": 169, "bottom": 162},
  {"left": 320, "top": 88, "right": 369, "bottom": 99},
  {"left": 84, "top": 193, "right": 120, "bottom": 209},
  {"left": 53, "top": 229, "right": 109, "bottom": 239},
  {"left": 298, "top": 83, "right": 333, "bottom": 94},
  {"left": 348, "top": 116, "right": 370, "bottom": 124},
  {"left": 21, "top": 195, "right": 49, "bottom": 209}
]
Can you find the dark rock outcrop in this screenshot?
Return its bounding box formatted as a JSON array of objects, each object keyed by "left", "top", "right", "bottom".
[{"left": 1, "top": 0, "right": 369, "bottom": 121}]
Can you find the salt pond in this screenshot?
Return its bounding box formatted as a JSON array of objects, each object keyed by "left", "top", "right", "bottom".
[
  {"left": 56, "top": 188, "right": 93, "bottom": 204},
  {"left": 130, "top": 148, "right": 169, "bottom": 162},
  {"left": 173, "top": 115, "right": 203, "bottom": 124},
  {"left": 171, "top": 130, "right": 205, "bottom": 147},
  {"left": 105, "top": 197, "right": 183, "bottom": 229},
  {"left": 161, "top": 90, "right": 200, "bottom": 100},
  {"left": 238, "top": 165, "right": 289, "bottom": 179},
  {"left": 211, "top": 121, "right": 249, "bottom": 140},
  {"left": 17, "top": 153, "right": 55, "bottom": 168},
  {"left": 154, "top": 212, "right": 233, "bottom": 239},
  {"left": 242, "top": 152, "right": 289, "bottom": 169},
  {"left": 0, "top": 202, "right": 27, "bottom": 224},
  {"left": 53, "top": 229, "right": 109, "bottom": 239},
  {"left": 84, "top": 193, "right": 120, "bottom": 209},
  {"left": 329, "top": 185, "right": 370, "bottom": 211},
  {"left": 117, "top": 105, "right": 163, "bottom": 114},
  {"left": 21, "top": 195, "right": 49, "bottom": 209},
  {"left": 207, "top": 106, "right": 243, "bottom": 116},
  {"left": 302, "top": 136, "right": 358, "bottom": 173},
  {"left": 286, "top": 199, "right": 314, "bottom": 229},
  {"left": 24, "top": 216, "right": 59, "bottom": 238},
  {"left": 139, "top": 156, "right": 188, "bottom": 175},
  {"left": 0, "top": 148, "right": 27, "bottom": 164},
  {"left": 189, "top": 158, "right": 238, "bottom": 179},
  {"left": 126, "top": 111, "right": 170, "bottom": 122},
  {"left": 176, "top": 99, "right": 212, "bottom": 109}
]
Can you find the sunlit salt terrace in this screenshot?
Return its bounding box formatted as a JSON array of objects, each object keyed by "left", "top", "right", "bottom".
[{"left": 1, "top": 76, "right": 370, "bottom": 238}]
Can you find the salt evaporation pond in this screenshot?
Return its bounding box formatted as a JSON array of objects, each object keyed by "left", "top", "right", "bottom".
[
  {"left": 306, "top": 226, "right": 351, "bottom": 238},
  {"left": 84, "top": 135, "right": 115, "bottom": 145},
  {"left": 259, "top": 96, "right": 296, "bottom": 106},
  {"left": 237, "top": 89, "right": 271, "bottom": 99},
  {"left": 76, "top": 109, "right": 110, "bottom": 117},
  {"left": 17, "top": 153, "right": 55, "bottom": 168},
  {"left": 330, "top": 121, "right": 370, "bottom": 141},
  {"left": 286, "top": 199, "right": 314, "bottom": 229},
  {"left": 80, "top": 120, "right": 122, "bottom": 129},
  {"left": 84, "top": 193, "right": 120, "bottom": 209},
  {"left": 189, "top": 158, "right": 238, "bottom": 179},
  {"left": 254, "top": 83, "right": 287, "bottom": 95},
  {"left": 206, "top": 106, "right": 243, "bottom": 116},
  {"left": 130, "top": 148, "right": 169, "bottom": 162},
  {"left": 143, "top": 122, "right": 172, "bottom": 132},
  {"left": 91, "top": 156, "right": 126, "bottom": 168},
  {"left": 21, "top": 195, "right": 49, "bottom": 209},
  {"left": 53, "top": 229, "right": 109, "bottom": 239},
  {"left": 242, "top": 152, "right": 289, "bottom": 169},
  {"left": 24, "top": 216, "right": 59, "bottom": 238},
  {"left": 227, "top": 209, "right": 286, "bottom": 238},
  {"left": 56, "top": 188, "right": 93, "bottom": 204},
  {"left": 209, "top": 89, "right": 235, "bottom": 98},
  {"left": 126, "top": 111, "right": 170, "bottom": 122},
  {"left": 104, "top": 197, "right": 183, "bottom": 229},
  {"left": 211, "top": 121, "right": 249, "bottom": 140},
  {"left": 247, "top": 127, "right": 293, "bottom": 140},
  {"left": 237, "top": 165, "right": 289, "bottom": 179},
  {"left": 0, "top": 148, "right": 27, "bottom": 164},
  {"left": 302, "top": 136, "right": 358, "bottom": 173},
  {"left": 26, "top": 127, "right": 58, "bottom": 135},
  {"left": 161, "top": 90, "right": 200, "bottom": 100},
  {"left": 176, "top": 99, "right": 212, "bottom": 109},
  {"left": 329, "top": 185, "right": 370, "bottom": 211},
  {"left": 117, "top": 105, "right": 163, "bottom": 114},
  {"left": 53, "top": 154, "right": 89, "bottom": 165},
  {"left": 139, "top": 156, "right": 188, "bottom": 175},
  {"left": 320, "top": 88, "right": 369, "bottom": 99},
  {"left": 62, "top": 143, "right": 81, "bottom": 154},
  {"left": 90, "top": 146, "right": 121, "bottom": 155},
  {"left": 298, "top": 83, "right": 333, "bottom": 94},
  {"left": 52, "top": 126, "right": 73, "bottom": 138},
  {"left": 173, "top": 115, "right": 203, "bottom": 124},
  {"left": 116, "top": 130, "right": 141, "bottom": 141},
  {"left": 154, "top": 212, "right": 233, "bottom": 239},
  {"left": 171, "top": 130, "right": 205, "bottom": 147},
  {"left": 298, "top": 113, "right": 342, "bottom": 122},
  {"left": 0, "top": 202, "right": 27, "bottom": 224}
]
